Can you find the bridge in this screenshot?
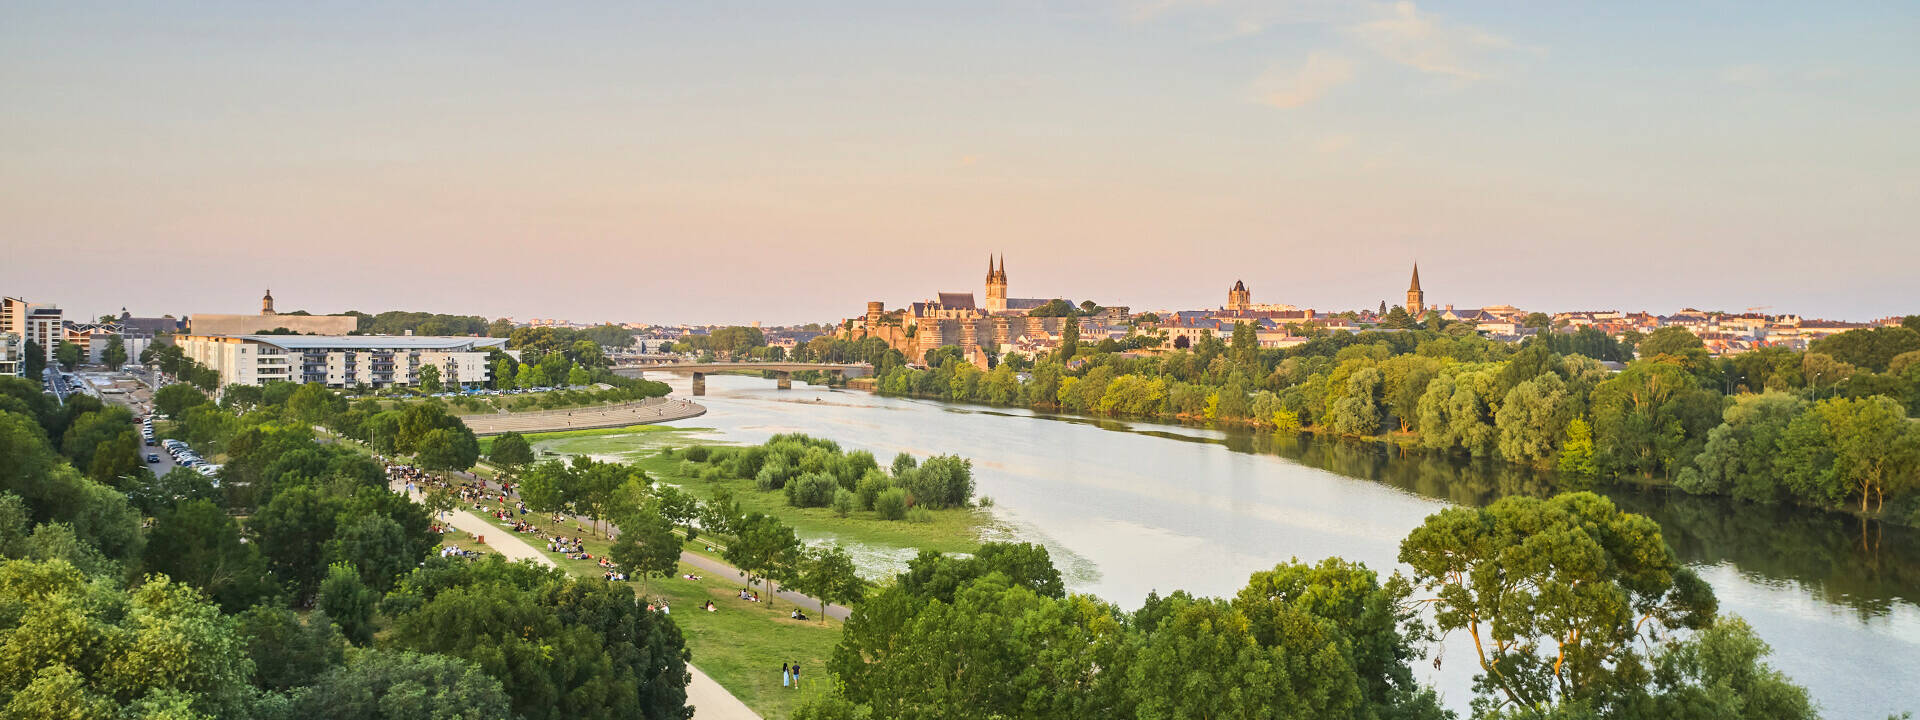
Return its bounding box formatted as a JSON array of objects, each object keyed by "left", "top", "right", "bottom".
[{"left": 612, "top": 362, "right": 873, "bottom": 395}]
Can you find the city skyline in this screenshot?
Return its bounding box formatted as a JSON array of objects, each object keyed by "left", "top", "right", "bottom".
[{"left": 4, "top": 1, "right": 1916, "bottom": 323}]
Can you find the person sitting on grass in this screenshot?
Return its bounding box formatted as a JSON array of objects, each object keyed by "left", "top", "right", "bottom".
[{"left": 702, "top": 600, "right": 715, "bottom": 612}]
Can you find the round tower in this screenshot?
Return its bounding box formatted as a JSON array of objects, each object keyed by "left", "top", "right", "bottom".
[{"left": 866, "top": 301, "right": 884, "bottom": 328}]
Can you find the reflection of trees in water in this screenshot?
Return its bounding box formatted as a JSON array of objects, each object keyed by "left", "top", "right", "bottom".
[{"left": 1235, "top": 430, "right": 1920, "bottom": 619}]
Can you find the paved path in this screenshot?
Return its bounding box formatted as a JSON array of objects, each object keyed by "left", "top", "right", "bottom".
[
  {"left": 405, "top": 486, "right": 760, "bottom": 720},
  {"left": 462, "top": 397, "right": 706, "bottom": 436}
]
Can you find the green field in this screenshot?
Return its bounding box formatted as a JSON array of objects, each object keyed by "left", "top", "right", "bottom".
[{"left": 477, "top": 424, "right": 715, "bottom": 458}]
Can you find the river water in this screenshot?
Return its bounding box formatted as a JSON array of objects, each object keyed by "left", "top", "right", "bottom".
[{"left": 622, "top": 374, "right": 1916, "bottom": 717}]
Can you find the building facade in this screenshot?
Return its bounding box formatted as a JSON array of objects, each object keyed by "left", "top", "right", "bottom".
[
  {"left": 188, "top": 290, "right": 359, "bottom": 336},
  {"left": 1227, "top": 280, "right": 1251, "bottom": 312},
  {"left": 176, "top": 334, "right": 511, "bottom": 388}
]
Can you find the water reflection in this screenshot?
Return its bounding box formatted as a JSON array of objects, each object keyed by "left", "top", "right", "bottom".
[{"left": 1219, "top": 430, "right": 1920, "bottom": 619}]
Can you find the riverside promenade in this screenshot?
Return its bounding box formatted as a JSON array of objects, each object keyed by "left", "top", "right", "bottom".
[
  {"left": 462, "top": 396, "right": 706, "bottom": 436},
  {"left": 402, "top": 485, "right": 759, "bottom": 720}
]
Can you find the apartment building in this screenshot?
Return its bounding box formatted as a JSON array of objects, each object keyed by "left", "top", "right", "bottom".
[{"left": 176, "top": 334, "right": 512, "bottom": 389}]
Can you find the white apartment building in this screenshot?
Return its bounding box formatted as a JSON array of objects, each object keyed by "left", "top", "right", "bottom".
[
  {"left": 176, "top": 334, "right": 513, "bottom": 389},
  {"left": 0, "top": 333, "right": 20, "bottom": 377},
  {"left": 1, "top": 297, "right": 64, "bottom": 363}
]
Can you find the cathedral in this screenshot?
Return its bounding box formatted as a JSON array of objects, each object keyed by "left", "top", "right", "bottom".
[{"left": 849, "top": 255, "right": 1125, "bottom": 368}]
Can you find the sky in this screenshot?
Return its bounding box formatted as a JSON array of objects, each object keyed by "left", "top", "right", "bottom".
[{"left": 2, "top": 1, "right": 1915, "bottom": 325}]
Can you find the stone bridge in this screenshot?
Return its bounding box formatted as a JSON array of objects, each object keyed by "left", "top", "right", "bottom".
[{"left": 613, "top": 362, "right": 873, "bottom": 395}]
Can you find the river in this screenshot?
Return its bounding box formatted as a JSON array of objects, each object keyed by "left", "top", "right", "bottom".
[{"left": 611, "top": 374, "right": 1916, "bottom": 718}]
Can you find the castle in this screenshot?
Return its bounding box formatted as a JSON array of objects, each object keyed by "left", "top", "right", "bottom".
[{"left": 849, "top": 256, "right": 1126, "bottom": 367}]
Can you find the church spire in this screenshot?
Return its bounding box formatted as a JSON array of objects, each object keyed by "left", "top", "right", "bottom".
[{"left": 1408, "top": 263, "right": 1422, "bottom": 292}]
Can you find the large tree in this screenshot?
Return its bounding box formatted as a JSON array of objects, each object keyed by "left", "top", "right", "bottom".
[
  {"left": 1398, "top": 492, "right": 1716, "bottom": 715},
  {"left": 723, "top": 512, "right": 801, "bottom": 609}
]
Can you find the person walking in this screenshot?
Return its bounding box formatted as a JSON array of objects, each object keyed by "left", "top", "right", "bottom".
[
  {"left": 781, "top": 662, "right": 791, "bottom": 689},
  {"left": 791, "top": 661, "right": 801, "bottom": 690}
]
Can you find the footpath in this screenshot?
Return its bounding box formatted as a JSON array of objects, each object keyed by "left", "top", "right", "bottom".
[{"left": 403, "top": 484, "right": 760, "bottom": 720}]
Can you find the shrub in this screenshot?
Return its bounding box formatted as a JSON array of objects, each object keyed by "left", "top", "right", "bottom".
[
  {"left": 831, "top": 488, "right": 856, "bottom": 517},
  {"left": 874, "top": 488, "right": 909, "bottom": 520},
  {"left": 903, "top": 455, "right": 974, "bottom": 509},
  {"left": 906, "top": 507, "right": 935, "bottom": 524},
  {"left": 891, "top": 452, "right": 918, "bottom": 476},
  {"left": 855, "top": 471, "right": 890, "bottom": 511},
  {"left": 756, "top": 456, "right": 793, "bottom": 491},
  {"left": 785, "top": 472, "right": 838, "bottom": 508},
  {"left": 682, "top": 445, "right": 711, "bottom": 463}
]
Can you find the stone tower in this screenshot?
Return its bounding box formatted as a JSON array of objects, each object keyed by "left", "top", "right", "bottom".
[
  {"left": 984, "top": 255, "right": 1008, "bottom": 314},
  {"left": 261, "top": 289, "right": 276, "bottom": 316},
  {"left": 865, "top": 301, "right": 884, "bottom": 329},
  {"left": 1227, "top": 280, "right": 1251, "bottom": 312},
  {"left": 1405, "top": 265, "right": 1424, "bottom": 315}
]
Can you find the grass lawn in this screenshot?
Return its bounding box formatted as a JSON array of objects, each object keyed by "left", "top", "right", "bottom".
[
  {"left": 480, "top": 424, "right": 712, "bottom": 459},
  {"left": 466, "top": 511, "right": 839, "bottom": 719}
]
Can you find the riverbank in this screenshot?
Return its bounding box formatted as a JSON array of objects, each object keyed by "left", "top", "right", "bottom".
[{"left": 463, "top": 396, "right": 706, "bottom": 436}]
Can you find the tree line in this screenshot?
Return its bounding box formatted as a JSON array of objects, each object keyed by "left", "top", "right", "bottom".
[
  {"left": 664, "top": 434, "right": 977, "bottom": 521},
  {"left": 871, "top": 323, "right": 1920, "bottom": 525},
  {"left": 794, "top": 492, "right": 1823, "bottom": 720},
  {"left": 0, "top": 374, "right": 695, "bottom": 719}
]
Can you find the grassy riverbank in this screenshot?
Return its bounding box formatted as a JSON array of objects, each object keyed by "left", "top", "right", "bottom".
[{"left": 635, "top": 452, "right": 995, "bottom": 560}]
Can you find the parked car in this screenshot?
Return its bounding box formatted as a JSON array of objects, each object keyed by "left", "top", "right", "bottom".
[{"left": 146, "top": 454, "right": 159, "bottom": 463}]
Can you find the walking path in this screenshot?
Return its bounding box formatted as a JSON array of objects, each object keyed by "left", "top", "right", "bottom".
[
  {"left": 402, "top": 484, "right": 760, "bottom": 720},
  {"left": 463, "top": 397, "right": 706, "bottom": 436}
]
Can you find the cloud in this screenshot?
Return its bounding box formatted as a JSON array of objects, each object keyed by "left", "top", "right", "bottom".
[
  {"left": 1254, "top": 52, "right": 1355, "bottom": 108},
  {"left": 1350, "top": 1, "right": 1512, "bottom": 80}
]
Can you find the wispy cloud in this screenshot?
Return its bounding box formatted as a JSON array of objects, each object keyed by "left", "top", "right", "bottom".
[
  {"left": 1253, "top": 52, "right": 1355, "bottom": 108},
  {"left": 1349, "top": 1, "right": 1513, "bottom": 81}
]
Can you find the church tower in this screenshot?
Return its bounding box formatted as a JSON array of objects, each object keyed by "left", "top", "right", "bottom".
[
  {"left": 1227, "top": 280, "right": 1251, "bottom": 312},
  {"left": 985, "top": 255, "right": 1008, "bottom": 313},
  {"left": 1405, "top": 265, "right": 1424, "bottom": 315},
  {"left": 262, "top": 289, "right": 276, "bottom": 316}
]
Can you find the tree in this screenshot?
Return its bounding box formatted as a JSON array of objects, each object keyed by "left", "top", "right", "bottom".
[
  {"left": 1494, "top": 374, "right": 1571, "bottom": 467},
  {"left": 235, "top": 604, "right": 345, "bottom": 691},
  {"left": 326, "top": 513, "right": 417, "bottom": 593},
  {"left": 153, "top": 382, "right": 209, "bottom": 418},
  {"left": 1784, "top": 395, "right": 1920, "bottom": 513},
  {"left": 1398, "top": 492, "right": 1716, "bottom": 715},
  {"left": 492, "top": 357, "right": 517, "bottom": 389},
  {"left": 0, "top": 561, "right": 258, "bottom": 719},
  {"left": 1524, "top": 312, "right": 1553, "bottom": 329},
  {"left": 1556, "top": 418, "right": 1598, "bottom": 485},
  {"left": 1619, "top": 616, "right": 1817, "bottom": 720},
  {"left": 1060, "top": 315, "right": 1079, "bottom": 360},
  {"left": 319, "top": 562, "right": 379, "bottom": 645},
  {"left": 251, "top": 485, "right": 343, "bottom": 602},
  {"left": 724, "top": 513, "right": 801, "bottom": 608},
  {"left": 567, "top": 366, "right": 592, "bottom": 386},
  {"left": 1809, "top": 326, "right": 1920, "bottom": 373},
  {"left": 1589, "top": 361, "right": 1721, "bottom": 477},
  {"left": 142, "top": 498, "right": 276, "bottom": 612},
  {"left": 611, "top": 510, "right": 680, "bottom": 594},
  {"left": 21, "top": 340, "right": 45, "bottom": 380},
  {"left": 298, "top": 649, "right": 513, "bottom": 720},
  {"left": 1637, "top": 326, "right": 1708, "bottom": 366},
  {"left": 54, "top": 340, "right": 81, "bottom": 370},
  {"left": 488, "top": 431, "right": 535, "bottom": 476},
  {"left": 102, "top": 335, "right": 127, "bottom": 370},
  {"left": 1676, "top": 392, "right": 1805, "bottom": 503},
  {"left": 1230, "top": 321, "right": 1259, "bottom": 369},
  {"left": 417, "top": 364, "right": 443, "bottom": 393},
  {"left": 795, "top": 545, "right": 864, "bottom": 622},
  {"left": 415, "top": 427, "right": 480, "bottom": 478}
]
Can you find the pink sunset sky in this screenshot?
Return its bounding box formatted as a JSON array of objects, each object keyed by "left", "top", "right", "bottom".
[{"left": 2, "top": 1, "right": 1915, "bottom": 325}]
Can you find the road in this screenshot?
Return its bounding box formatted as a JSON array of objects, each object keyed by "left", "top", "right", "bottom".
[
  {"left": 84, "top": 368, "right": 177, "bottom": 474},
  {"left": 396, "top": 482, "right": 762, "bottom": 720}
]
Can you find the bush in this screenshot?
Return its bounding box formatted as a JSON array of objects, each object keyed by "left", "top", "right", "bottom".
[
  {"left": 786, "top": 472, "right": 838, "bottom": 508},
  {"left": 756, "top": 456, "right": 793, "bottom": 491},
  {"left": 874, "top": 488, "right": 909, "bottom": 520},
  {"left": 891, "top": 452, "right": 918, "bottom": 476},
  {"left": 902, "top": 455, "right": 974, "bottom": 509},
  {"left": 831, "top": 488, "right": 856, "bottom": 517},
  {"left": 682, "top": 445, "right": 711, "bottom": 463},
  {"left": 855, "top": 471, "right": 890, "bottom": 511},
  {"left": 906, "top": 507, "right": 935, "bottom": 524}
]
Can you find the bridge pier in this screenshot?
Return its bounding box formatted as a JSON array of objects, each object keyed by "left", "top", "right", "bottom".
[
  {"left": 775, "top": 371, "right": 791, "bottom": 390},
  {"left": 691, "top": 372, "right": 705, "bottom": 396}
]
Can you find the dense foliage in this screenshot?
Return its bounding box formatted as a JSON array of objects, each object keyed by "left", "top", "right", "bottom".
[
  {"left": 0, "top": 373, "right": 694, "bottom": 719},
  {"left": 670, "top": 433, "right": 976, "bottom": 516},
  {"left": 870, "top": 325, "right": 1920, "bottom": 524},
  {"left": 804, "top": 497, "right": 1814, "bottom": 720}
]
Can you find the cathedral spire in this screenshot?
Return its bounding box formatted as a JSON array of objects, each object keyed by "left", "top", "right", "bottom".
[{"left": 1408, "top": 263, "right": 1421, "bottom": 292}]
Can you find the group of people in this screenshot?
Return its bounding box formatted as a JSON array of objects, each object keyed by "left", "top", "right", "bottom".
[
  {"left": 781, "top": 662, "right": 803, "bottom": 689},
  {"left": 736, "top": 588, "right": 761, "bottom": 603}
]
